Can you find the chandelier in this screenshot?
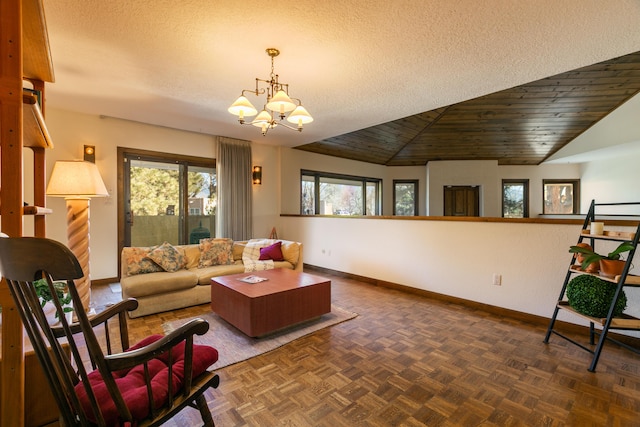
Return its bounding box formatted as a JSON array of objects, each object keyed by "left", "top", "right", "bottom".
[{"left": 228, "top": 48, "right": 313, "bottom": 136}]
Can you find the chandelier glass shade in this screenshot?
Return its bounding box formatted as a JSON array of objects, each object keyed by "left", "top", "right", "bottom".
[{"left": 228, "top": 48, "right": 313, "bottom": 136}]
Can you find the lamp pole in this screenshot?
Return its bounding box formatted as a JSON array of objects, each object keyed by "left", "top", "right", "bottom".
[
  {"left": 47, "top": 160, "right": 108, "bottom": 313},
  {"left": 65, "top": 197, "right": 92, "bottom": 311}
]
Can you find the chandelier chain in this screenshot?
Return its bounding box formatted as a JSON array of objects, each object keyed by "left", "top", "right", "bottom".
[{"left": 271, "top": 55, "right": 275, "bottom": 82}]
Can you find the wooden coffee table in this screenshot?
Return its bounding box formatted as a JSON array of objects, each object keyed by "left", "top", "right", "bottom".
[{"left": 210, "top": 269, "right": 331, "bottom": 337}]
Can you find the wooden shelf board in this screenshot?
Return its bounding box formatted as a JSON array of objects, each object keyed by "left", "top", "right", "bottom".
[
  {"left": 23, "top": 0, "right": 55, "bottom": 82},
  {"left": 557, "top": 301, "right": 640, "bottom": 329},
  {"left": 580, "top": 230, "right": 636, "bottom": 241},
  {"left": 23, "top": 206, "right": 52, "bottom": 215},
  {"left": 22, "top": 92, "right": 53, "bottom": 149},
  {"left": 569, "top": 265, "right": 640, "bottom": 287},
  {"left": 615, "top": 274, "right": 640, "bottom": 285}
]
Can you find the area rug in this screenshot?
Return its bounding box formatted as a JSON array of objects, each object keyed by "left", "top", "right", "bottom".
[{"left": 163, "top": 305, "right": 357, "bottom": 369}]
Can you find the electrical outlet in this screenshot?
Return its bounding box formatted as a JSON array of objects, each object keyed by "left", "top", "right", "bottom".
[{"left": 492, "top": 273, "right": 502, "bottom": 286}]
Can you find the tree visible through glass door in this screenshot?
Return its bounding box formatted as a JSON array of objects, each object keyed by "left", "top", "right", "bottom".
[{"left": 120, "top": 149, "right": 216, "bottom": 249}]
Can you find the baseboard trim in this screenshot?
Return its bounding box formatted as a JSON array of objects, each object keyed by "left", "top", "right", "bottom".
[
  {"left": 92, "top": 277, "right": 119, "bottom": 287},
  {"left": 304, "top": 264, "right": 640, "bottom": 349}
]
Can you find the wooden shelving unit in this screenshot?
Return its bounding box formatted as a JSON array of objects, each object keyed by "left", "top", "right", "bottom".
[
  {"left": 567, "top": 265, "right": 640, "bottom": 286},
  {"left": 556, "top": 301, "right": 640, "bottom": 330},
  {"left": 544, "top": 200, "right": 640, "bottom": 372},
  {"left": 1, "top": 0, "right": 55, "bottom": 425}
]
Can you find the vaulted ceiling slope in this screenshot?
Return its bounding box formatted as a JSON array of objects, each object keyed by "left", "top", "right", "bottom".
[
  {"left": 295, "top": 51, "right": 640, "bottom": 166},
  {"left": 41, "top": 1, "right": 640, "bottom": 159}
]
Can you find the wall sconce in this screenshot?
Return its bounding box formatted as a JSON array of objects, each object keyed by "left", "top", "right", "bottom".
[
  {"left": 252, "top": 166, "right": 262, "bottom": 185},
  {"left": 84, "top": 145, "right": 95, "bottom": 163}
]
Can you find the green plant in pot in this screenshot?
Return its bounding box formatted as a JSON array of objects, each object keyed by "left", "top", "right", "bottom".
[
  {"left": 566, "top": 274, "right": 626, "bottom": 318},
  {"left": 33, "top": 278, "right": 73, "bottom": 319},
  {"left": 569, "top": 241, "right": 634, "bottom": 278}
]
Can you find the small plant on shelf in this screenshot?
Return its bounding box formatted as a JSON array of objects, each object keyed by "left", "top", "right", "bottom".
[
  {"left": 569, "top": 241, "right": 634, "bottom": 278},
  {"left": 566, "top": 275, "right": 627, "bottom": 318}
]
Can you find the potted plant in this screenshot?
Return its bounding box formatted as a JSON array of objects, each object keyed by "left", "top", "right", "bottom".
[
  {"left": 570, "top": 243, "right": 600, "bottom": 273},
  {"left": 33, "top": 278, "right": 74, "bottom": 321},
  {"left": 566, "top": 274, "right": 627, "bottom": 317},
  {"left": 569, "top": 241, "right": 635, "bottom": 278}
]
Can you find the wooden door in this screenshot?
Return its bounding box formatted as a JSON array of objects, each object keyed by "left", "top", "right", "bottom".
[{"left": 444, "top": 186, "right": 480, "bottom": 216}]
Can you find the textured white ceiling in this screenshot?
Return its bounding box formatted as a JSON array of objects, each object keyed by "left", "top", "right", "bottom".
[{"left": 42, "top": 0, "right": 640, "bottom": 148}]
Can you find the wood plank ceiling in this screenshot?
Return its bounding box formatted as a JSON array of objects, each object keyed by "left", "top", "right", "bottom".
[{"left": 294, "top": 51, "right": 640, "bottom": 166}]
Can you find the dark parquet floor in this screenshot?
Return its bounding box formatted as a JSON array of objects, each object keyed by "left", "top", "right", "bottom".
[{"left": 93, "top": 270, "right": 640, "bottom": 426}]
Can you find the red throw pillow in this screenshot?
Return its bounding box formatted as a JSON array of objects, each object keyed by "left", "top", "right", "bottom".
[{"left": 259, "top": 241, "right": 284, "bottom": 261}]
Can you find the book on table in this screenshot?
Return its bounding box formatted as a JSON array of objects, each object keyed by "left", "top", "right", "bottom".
[{"left": 238, "top": 275, "right": 268, "bottom": 284}]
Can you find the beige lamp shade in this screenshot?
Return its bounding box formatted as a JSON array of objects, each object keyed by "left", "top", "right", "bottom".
[
  {"left": 228, "top": 95, "right": 258, "bottom": 119},
  {"left": 287, "top": 105, "right": 314, "bottom": 126},
  {"left": 46, "top": 160, "right": 108, "bottom": 198},
  {"left": 251, "top": 109, "right": 274, "bottom": 127},
  {"left": 266, "top": 90, "right": 296, "bottom": 114}
]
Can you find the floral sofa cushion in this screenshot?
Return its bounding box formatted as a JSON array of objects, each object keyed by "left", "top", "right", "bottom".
[
  {"left": 124, "top": 246, "right": 164, "bottom": 276},
  {"left": 147, "top": 242, "right": 186, "bottom": 272},
  {"left": 198, "top": 238, "right": 233, "bottom": 268}
]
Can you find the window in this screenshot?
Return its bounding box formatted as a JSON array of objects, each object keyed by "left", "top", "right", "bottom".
[
  {"left": 301, "top": 170, "right": 381, "bottom": 215},
  {"left": 393, "top": 180, "right": 418, "bottom": 216},
  {"left": 118, "top": 148, "right": 216, "bottom": 250},
  {"left": 502, "top": 179, "right": 529, "bottom": 218},
  {"left": 543, "top": 179, "right": 580, "bottom": 214}
]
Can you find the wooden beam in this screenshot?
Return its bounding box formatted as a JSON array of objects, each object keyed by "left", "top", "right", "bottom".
[
  {"left": 0, "top": 0, "right": 26, "bottom": 425},
  {"left": 30, "top": 78, "right": 47, "bottom": 236},
  {"left": 22, "top": 0, "right": 54, "bottom": 82}
]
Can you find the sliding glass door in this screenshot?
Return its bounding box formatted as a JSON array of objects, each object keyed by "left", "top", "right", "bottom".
[{"left": 119, "top": 148, "right": 216, "bottom": 251}]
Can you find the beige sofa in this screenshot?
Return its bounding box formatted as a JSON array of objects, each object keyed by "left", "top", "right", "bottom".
[{"left": 120, "top": 239, "right": 303, "bottom": 318}]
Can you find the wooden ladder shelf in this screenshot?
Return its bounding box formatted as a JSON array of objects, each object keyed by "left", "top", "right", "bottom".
[{"left": 543, "top": 200, "right": 640, "bottom": 372}]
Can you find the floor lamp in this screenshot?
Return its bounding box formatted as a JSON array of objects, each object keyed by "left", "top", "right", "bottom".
[{"left": 46, "top": 160, "right": 108, "bottom": 313}]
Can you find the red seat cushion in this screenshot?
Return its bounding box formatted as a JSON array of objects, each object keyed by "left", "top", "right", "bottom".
[{"left": 75, "top": 335, "right": 218, "bottom": 425}]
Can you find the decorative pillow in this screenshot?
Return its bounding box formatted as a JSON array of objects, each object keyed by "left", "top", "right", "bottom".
[
  {"left": 259, "top": 241, "right": 285, "bottom": 261},
  {"left": 232, "top": 242, "right": 246, "bottom": 261},
  {"left": 125, "top": 246, "right": 163, "bottom": 276},
  {"left": 147, "top": 242, "right": 185, "bottom": 272},
  {"left": 183, "top": 245, "right": 201, "bottom": 270},
  {"left": 75, "top": 334, "right": 218, "bottom": 425},
  {"left": 280, "top": 241, "right": 300, "bottom": 266},
  {"left": 242, "top": 239, "right": 276, "bottom": 261},
  {"left": 198, "top": 238, "right": 233, "bottom": 268}
]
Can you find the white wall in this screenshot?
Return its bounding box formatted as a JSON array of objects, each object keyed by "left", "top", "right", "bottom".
[
  {"left": 543, "top": 88, "right": 640, "bottom": 216},
  {"left": 27, "top": 108, "right": 640, "bottom": 335},
  {"left": 278, "top": 216, "right": 640, "bottom": 335},
  {"left": 40, "top": 108, "right": 282, "bottom": 279},
  {"left": 548, "top": 93, "right": 640, "bottom": 162},
  {"left": 251, "top": 144, "right": 282, "bottom": 237},
  {"left": 580, "top": 154, "right": 640, "bottom": 215},
  {"left": 384, "top": 166, "right": 429, "bottom": 215},
  {"left": 276, "top": 146, "right": 640, "bottom": 334},
  {"left": 426, "top": 160, "right": 581, "bottom": 216},
  {"left": 279, "top": 151, "right": 581, "bottom": 217},
  {"left": 427, "top": 160, "right": 499, "bottom": 216},
  {"left": 280, "top": 148, "right": 427, "bottom": 215}
]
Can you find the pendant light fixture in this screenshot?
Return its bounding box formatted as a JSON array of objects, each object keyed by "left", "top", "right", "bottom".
[{"left": 228, "top": 48, "right": 313, "bottom": 136}]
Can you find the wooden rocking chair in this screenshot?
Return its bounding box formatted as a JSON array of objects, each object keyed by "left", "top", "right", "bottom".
[{"left": 0, "top": 237, "right": 220, "bottom": 426}]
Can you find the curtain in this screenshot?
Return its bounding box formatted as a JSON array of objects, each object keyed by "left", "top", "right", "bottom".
[{"left": 216, "top": 136, "right": 253, "bottom": 240}]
